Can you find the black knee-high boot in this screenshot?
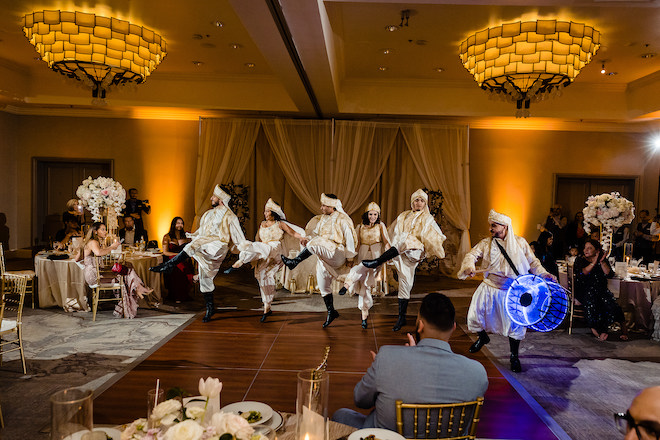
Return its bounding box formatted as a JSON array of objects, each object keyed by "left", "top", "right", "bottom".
[
  {"left": 509, "top": 337, "right": 522, "bottom": 373},
  {"left": 202, "top": 292, "right": 215, "bottom": 323},
  {"left": 392, "top": 298, "right": 409, "bottom": 331},
  {"left": 362, "top": 247, "right": 399, "bottom": 269},
  {"left": 469, "top": 330, "right": 491, "bottom": 353},
  {"left": 322, "top": 295, "right": 340, "bottom": 328},
  {"left": 281, "top": 248, "right": 312, "bottom": 270},
  {"left": 150, "top": 251, "right": 189, "bottom": 273}
]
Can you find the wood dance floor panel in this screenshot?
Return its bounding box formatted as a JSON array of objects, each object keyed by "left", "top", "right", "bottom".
[{"left": 94, "top": 306, "right": 559, "bottom": 440}]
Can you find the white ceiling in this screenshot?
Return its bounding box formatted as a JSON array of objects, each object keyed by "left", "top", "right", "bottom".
[{"left": 1, "top": 0, "right": 659, "bottom": 126}]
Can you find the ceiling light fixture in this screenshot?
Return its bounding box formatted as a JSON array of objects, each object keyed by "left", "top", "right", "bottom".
[
  {"left": 385, "top": 25, "right": 398, "bottom": 32},
  {"left": 22, "top": 10, "right": 167, "bottom": 104},
  {"left": 381, "top": 48, "right": 392, "bottom": 55},
  {"left": 435, "top": 67, "right": 444, "bottom": 73},
  {"left": 379, "top": 66, "right": 388, "bottom": 71},
  {"left": 601, "top": 63, "right": 606, "bottom": 74},
  {"left": 245, "top": 63, "right": 255, "bottom": 68},
  {"left": 459, "top": 19, "right": 600, "bottom": 118},
  {"left": 230, "top": 43, "right": 242, "bottom": 49},
  {"left": 641, "top": 53, "right": 656, "bottom": 59}
]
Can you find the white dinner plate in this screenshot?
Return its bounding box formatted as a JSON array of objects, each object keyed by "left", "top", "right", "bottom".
[
  {"left": 266, "top": 410, "right": 284, "bottom": 431},
  {"left": 348, "top": 428, "right": 406, "bottom": 440},
  {"left": 64, "top": 427, "right": 122, "bottom": 440},
  {"left": 221, "top": 401, "right": 273, "bottom": 425}
]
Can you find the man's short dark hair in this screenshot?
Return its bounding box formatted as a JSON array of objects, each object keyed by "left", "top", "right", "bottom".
[
  {"left": 129, "top": 188, "right": 138, "bottom": 193},
  {"left": 419, "top": 292, "right": 455, "bottom": 331},
  {"left": 124, "top": 214, "right": 134, "bottom": 220},
  {"left": 641, "top": 209, "right": 650, "bottom": 216},
  {"left": 324, "top": 193, "right": 338, "bottom": 199}
]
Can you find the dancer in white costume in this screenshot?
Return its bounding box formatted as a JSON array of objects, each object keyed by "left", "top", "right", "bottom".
[
  {"left": 458, "top": 209, "right": 554, "bottom": 372},
  {"left": 150, "top": 185, "right": 246, "bottom": 322},
  {"left": 362, "top": 189, "right": 446, "bottom": 331},
  {"left": 281, "top": 193, "right": 357, "bottom": 328},
  {"left": 224, "top": 199, "right": 305, "bottom": 322},
  {"left": 339, "top": 202, "right": 391, "bottom": 329}
]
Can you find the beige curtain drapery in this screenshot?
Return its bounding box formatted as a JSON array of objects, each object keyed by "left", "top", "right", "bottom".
[
  {"left": 195, "top": 118, "right": 470, "bottom": 274},
  {"left": 399, "top": 124, "right": 471, "bottom": 262},
  {"left": 193, "top": 119, "right": 261, "bottom": 227}
]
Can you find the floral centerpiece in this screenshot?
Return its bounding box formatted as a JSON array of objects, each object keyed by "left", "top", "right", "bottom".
[
  {"left": 582, "top": 192, "right": 635, "bottom": 253},
  {"left": 76, "top": 176, "right": 126, "bottom": 228},
  {"left": 122, "top": 378, "right": 265, "bottom": 440}
]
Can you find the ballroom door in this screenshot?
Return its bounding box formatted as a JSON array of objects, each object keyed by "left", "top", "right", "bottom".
[
  {"left": 33, "top": 158, "right": 113, "bottom": 245},
  {"left": 554, "top": 175, "right": 637, "bottom": 221}
]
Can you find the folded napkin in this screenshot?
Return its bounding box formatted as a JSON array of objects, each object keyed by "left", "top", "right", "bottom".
[{"left": 47, "top": 254, "right": 70, "bottom": 260}]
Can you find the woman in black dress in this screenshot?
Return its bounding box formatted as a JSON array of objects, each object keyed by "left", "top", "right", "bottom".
[
  {"left": 574, "top": 238, "right": 628, "bottom": 341},
  {"left": 535, "top": 230, "right": 559, "bottom": 277}
]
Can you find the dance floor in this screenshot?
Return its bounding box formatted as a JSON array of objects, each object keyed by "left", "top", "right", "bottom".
[{"left": 93, "top": 274, "right": 561, "bottom": 440}]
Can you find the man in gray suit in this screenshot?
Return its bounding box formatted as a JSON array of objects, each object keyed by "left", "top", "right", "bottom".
[{"left": 332, "top": 292, "right": 488, "bottom": 433}]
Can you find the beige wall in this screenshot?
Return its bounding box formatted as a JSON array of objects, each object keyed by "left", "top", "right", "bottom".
[
  {"left": 468, "top": 129, "right": 654, "bottom": 245},
  {"left": 2, "top": 115, "right": 198, "bottom": 249},
  {"left": 2, "top": 113, "right": 657, "bottom": 254}
]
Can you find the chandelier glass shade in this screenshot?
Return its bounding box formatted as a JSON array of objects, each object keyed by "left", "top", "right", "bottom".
[
  {"left": 22, "top": 10, "right": 167, "bottom": 102},
  {"left": 459, "top": 19, "right": 600, "bottom": 117}
]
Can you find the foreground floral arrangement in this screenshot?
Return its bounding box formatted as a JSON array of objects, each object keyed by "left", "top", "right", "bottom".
[
  {"left": 122, "top": 378, "right": 263, "bottom": 440},
  {"left": 583, "top": 192, "right": 635, "bottom": 252},
  {"left": 76, "top": 176, "right": 126, "bottom": 222}
]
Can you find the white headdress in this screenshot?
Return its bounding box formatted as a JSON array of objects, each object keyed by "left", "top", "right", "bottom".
[
  {"left": 410, "top": 189, "right": 430, "bottom": 214},
  {"left": 320, "top": 193, "right": 346, "bottom": 214},
  {"left": 265, "top": 198, "right": 286, "bottom": 220},
  {"left": 488, "top": 209, "right": 529, "bottom": 274},
  {"left": 213, "top": 185, "right": 231, "bottom": 205},
  {"left": 366, "top": 202, "right": 380, "bottom": 214}
]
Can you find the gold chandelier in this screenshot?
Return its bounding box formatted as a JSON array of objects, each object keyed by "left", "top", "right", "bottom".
[
  {"left": 22, "top": 10, "right": 167, "bottom": 103},
  {"left": 459, "top": 19, "right": 600, "bottom": 118}
]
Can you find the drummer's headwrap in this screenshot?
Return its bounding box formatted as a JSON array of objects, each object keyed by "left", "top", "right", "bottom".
[
  {"left": 488, "top": 209, "right": 530, "bottom": 275},
  {"left": 321, "top": 193, "right": 347, "bottom": 215}
]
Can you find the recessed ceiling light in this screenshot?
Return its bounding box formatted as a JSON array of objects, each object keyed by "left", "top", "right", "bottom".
[
  {"left": 641, "top": 53, "right": 656, "bottom": 59},
  {"left": 214, "top": 21, "right": 224, "bottom": 28},
  {"left": 379, "top": 66, "right": 388, "bottom": 71},
  {"left": 230, "top": 43, "right": 242, "bottom": 49},
  {"left": 192, "top": 34, "right": 203, "bottom": 40},
  {"left": 381, "top": 48, "right": 393, "bottom": 55},
  {"left": 192, "top": 61, "right": 204, "bottom": 67},
  {"left": 435, "top": 67, "right": 444, "bottom": 73},
  {"left": 385, "top": 25, "right": 398, "bottom": 32},
  {"left": 245, "top": 63, "right": 256, "bottom": 68},
  {"left": 607, "top": 71, "right": 618, "bottom": 76}
]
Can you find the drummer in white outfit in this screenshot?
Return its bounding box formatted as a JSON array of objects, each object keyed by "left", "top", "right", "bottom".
[
  {"left": 340, "top": 202, "right": 391, "bottom": 329},
  {"left": 226, "top": 199, "right": 305, "bottom": 322},
  {"left": 458, "top": 209, "right": 554, "bottom": 372}
]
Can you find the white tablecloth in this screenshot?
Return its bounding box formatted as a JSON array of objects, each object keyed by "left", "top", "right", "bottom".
[{"left": 35, "top": 252, "right": 163, "bottom": 312}]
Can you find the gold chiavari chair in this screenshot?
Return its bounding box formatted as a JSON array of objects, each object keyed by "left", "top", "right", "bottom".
[
  {"left": 1, "top": 273, "right": 29, "bottom": 375},
  {"left": 395, "top": 397, "right": 485, "bottom": 440},
  {"left": 91, "top": 253, "right": 125, "bottom": 321},
  {"left": 0, "top": 244, "right": 36, "bottom": 309},
  {"left": 567, "top": 264, "right": 585, "bottom": 335}
]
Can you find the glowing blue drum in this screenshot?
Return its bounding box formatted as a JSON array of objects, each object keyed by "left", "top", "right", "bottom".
[{"left": 505, "top": 274, "right": 569, "bottom": 332}]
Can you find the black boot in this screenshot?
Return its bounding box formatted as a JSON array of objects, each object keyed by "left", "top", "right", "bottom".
[
  {"left": 281, "top": 248, "right": 312, "bottom": 270},
  {"left": 338, "top": 286, "right": 348, "bottom": 295},
  {"left": 392, "top": 298, "right": 409, "bottom": 331},
  {"left": 509, "top": 337, "right": 522, "bottom": 373},
  {"left": 363, "top": 247, "right": 399, "bottom": 269},
  {"left": 202, "top": 293, "right": 215, "bottom": 323},
  {"left": 361, "top": 319, "right": 368, "bottom": 329},
  {"left": 469, "top": 330, "right": 490, "bottom": 353},
  {"left": 260, "top": 309, "right": 272, "bottom": 323},
  {"left": 150, "top": 251, "right": 189, "bottom": 273},
  {"left": 322, "top": 295, "right": 339, "bottom": 328},
  {"left": 223, "top": 263, "right": 242, "bottom": 274}
]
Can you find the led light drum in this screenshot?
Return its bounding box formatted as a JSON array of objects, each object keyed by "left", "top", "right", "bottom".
[{"left": 505, "top": 274, "right": 569, "bottom": 332}]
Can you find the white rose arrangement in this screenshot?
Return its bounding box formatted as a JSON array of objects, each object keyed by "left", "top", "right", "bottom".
[
  {"left": 76, "top": 176, "right": 127, "bottom": 222},
  {"left": 582, "top": 192, "right": 635, "bottom": 252},
  {"left": 122, "top": 378, "right": 267, "bottom": 440}
]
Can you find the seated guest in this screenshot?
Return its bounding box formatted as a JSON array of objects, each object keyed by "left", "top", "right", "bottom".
[
  {"left": 119, "top": 215, "right": 148, "bottom": 246},
  {"left": 612, "top": 224, "right": 631, "bottom": 262},
  {"left": 332, "top": 293, "right": 488, "bottom": 433},
  {"left": 63, "top": 198, "right": 85, "bottom": 226},
  {"left": 55, "top": 218, "right": 82, "bottom": 248},
  {"left": 574, "top": 239, "right": 628, "bottom": 341},
  {"left": 616, "top": 386, "right": 660, "bottom": 439},
  {"left": 77, "top": 222, "right": 153, "bottom": 318},
  {"left": 162, "top": 217, "right": 194, "bottom": 302},
  {"left": 534, "top": 231, "right": 559, "bottom": 277}
]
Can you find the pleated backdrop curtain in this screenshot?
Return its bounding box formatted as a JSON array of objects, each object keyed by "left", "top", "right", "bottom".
[
  {"left": 195, "top": 118, "right": 470, "bottom": 273},
  {"left": 193, "top": 119, "right": 261, "bottom": 227}
]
